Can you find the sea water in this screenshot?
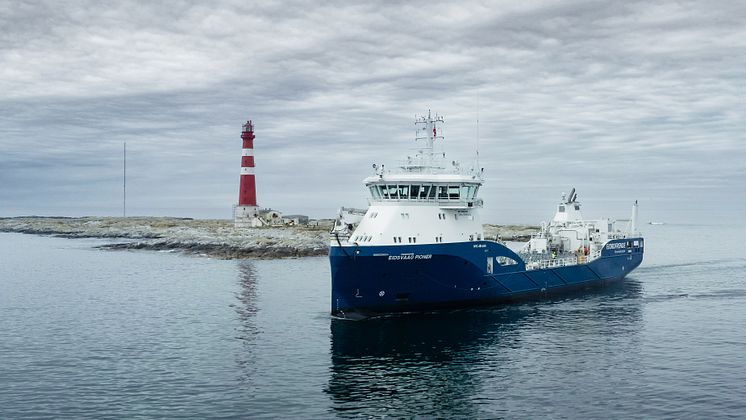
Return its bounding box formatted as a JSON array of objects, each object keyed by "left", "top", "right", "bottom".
[{"left": 1, "top": 223, "right": 745, "bottom": 418}]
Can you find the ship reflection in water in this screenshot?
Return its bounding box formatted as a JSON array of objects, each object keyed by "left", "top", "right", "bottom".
[{"left": 325, "top": 279, "right": 644, "bottom": 418}]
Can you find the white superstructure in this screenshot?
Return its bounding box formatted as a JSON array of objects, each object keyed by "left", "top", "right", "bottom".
[
  {"left": 520, "top": 188, "right": 641, "bottom": 268},
  {"left": 331, "top": 111, "right": 485, "bottom": 246}
]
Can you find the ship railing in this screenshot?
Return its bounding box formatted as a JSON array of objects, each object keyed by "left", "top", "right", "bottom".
[
  {"left": 329, "top": 230, "right": 351, "bottom": 247},
  {"left": 523, "top": 249, "right": 600, "bottom": 271},
  {"left": 525, "top": 256, "right": 577, "bottom": 271},
  {"left": 329, "top": 219, "right": 353, "bottom": 243}
]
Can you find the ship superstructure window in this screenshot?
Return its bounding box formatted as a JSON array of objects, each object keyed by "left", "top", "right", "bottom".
[
  {"left": 419, "top": 185, "right": 430, "bottom": 199},
  {"left": 368, "top": 183, "right": 480, "bottom": 202},
  {"left": 398, "top": 185, "right": 409, "bottom": 198},
  {"left": 497, "top": 256, "right": 518, "bottom": 266},
  {"left": 389, "top": 185, "right": 399, "bottom": 199},
  {"left": 558, "top": 206, "right": 565, "bottom": 212},
  {"left": 369, "top": 212, "right": 378, "bottom": 218},
  {"left": 461, "top": 185, "right": 477, "bottom": 200}
]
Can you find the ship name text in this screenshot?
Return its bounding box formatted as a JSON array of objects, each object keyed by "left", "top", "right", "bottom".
[{"left": 388, "top": 253, "right": 433, "bottom": 261}]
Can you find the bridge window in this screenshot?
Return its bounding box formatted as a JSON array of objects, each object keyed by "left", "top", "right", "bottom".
[
  {"left": 419, "top": 185, "right": 431, "bottom": 199},
  {"left": 369, "top": 183, "right": 480, "bottom": 201},
  {"left": 448, "top": 185, "right": 460, "bottom": 199},
  {"left": 388, "top": 185, "right": 399, "bottom": 199}
]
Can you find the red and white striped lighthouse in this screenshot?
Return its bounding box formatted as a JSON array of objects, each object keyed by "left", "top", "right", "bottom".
[
  {"left": 234, "top": 120, "right": 262, "bottom": 227},
  {"left": 239, "top": 120, "right": 257, "bottom": 206}
]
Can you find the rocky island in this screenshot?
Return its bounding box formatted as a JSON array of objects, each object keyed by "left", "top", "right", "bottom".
[{"left": 0, "top": 217, "right": 538, "bottom": 260}]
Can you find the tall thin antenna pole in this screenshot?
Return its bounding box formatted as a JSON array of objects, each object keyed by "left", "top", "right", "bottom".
[
  {"left": 123, "top": 142, "right": 126, "bottom": 217},
  {"left": 476, "top": 92, "right": 480, "bottom": 169}
]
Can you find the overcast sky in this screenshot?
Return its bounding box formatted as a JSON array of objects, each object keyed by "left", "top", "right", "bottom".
[{"left": 1, "top": 0, "right": 744, "bottom": 224}]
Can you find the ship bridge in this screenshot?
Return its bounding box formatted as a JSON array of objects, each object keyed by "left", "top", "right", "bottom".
[
  {"left": 364, "top": 173, "right": 482, "bottom": 209},
  {"left": 332, "top": 111, "right": 486, "bottom": 246},
  {"left": 363, "top": 111, "right": 483, "bottom": 210}
]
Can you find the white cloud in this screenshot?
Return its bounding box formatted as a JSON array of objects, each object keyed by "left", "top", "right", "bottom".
[{"left": 1, "top": 0, "right": 744, "bottom": 222}]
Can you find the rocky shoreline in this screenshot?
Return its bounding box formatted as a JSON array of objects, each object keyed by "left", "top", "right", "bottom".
[{"left": 0, "top": 217, "right": 538, "bottom": 260}]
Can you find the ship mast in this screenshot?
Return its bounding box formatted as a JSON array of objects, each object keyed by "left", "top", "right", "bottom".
[{"left": 411, "top": 110, "right": 445, "bottom": 172}]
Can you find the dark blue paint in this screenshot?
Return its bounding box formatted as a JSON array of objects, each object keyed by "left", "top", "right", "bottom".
[{"left": 330, "top": 238, "right": 644, "bottom": 317}]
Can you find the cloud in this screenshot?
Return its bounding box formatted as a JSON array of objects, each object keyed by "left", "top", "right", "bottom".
[{"left": 1, "top": 0, "right": 744, "bottom": 222}]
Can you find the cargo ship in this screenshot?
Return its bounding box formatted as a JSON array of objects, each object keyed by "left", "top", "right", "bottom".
[{"left": 329, "top": 111, "right": 644, "bottom": 319}]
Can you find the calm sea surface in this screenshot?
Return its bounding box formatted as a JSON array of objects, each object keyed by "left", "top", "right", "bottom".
[{"left": 2, "top": 224, "right": 746, "bottom": 419}]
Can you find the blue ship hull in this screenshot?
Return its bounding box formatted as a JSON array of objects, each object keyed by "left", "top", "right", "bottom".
[{"left": 329, "top": 239, "right": 643, "bottom": 318}]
